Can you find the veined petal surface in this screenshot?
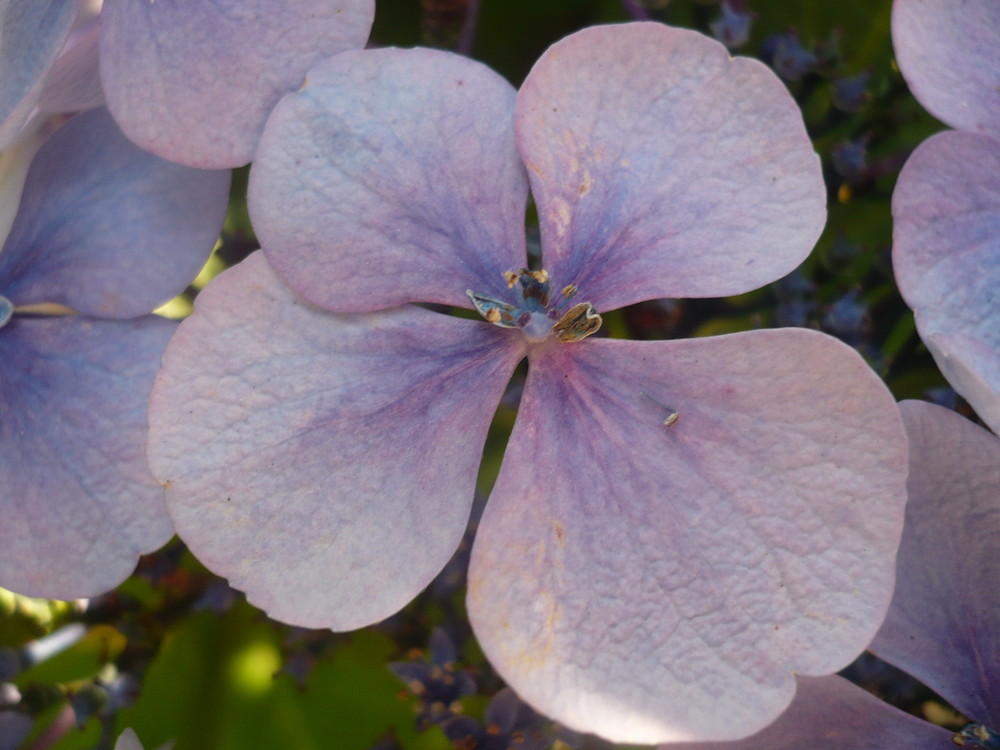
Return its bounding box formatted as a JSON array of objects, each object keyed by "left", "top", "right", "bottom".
[
  {"left": 667, "top": 675, "right": 950, "bottom": 750},
  {"left": 148, "top": 252, "right": 524, "bottom": 630},
  {"left": 872, "top": 401, "right": 1000, "bottom": 728},
  {"left": 0, "top": 314, "right": 176, "bottom": 599},
  {"left": 37, "top": 15, "right": 104, "bottom": 115},
  {"left": 0, "top": 107, "right": 230, "bottom": 319},
  {"left": 468, "top": 329, "right": 907, "bottom": 744},
  {"left": 893, "top": 0, "right": 1000, "bottom": 137},
  {"left": 250, "top": 48, "right": 529, "bottom": 313},
  {"left": 100, "top": 0, "right": 374, "bottom": 168},
  {"left": 0, "top": 0, "right": 80, "bottom": 149},
  {"left": 517, "top": 23, "right": 825, "bottom": 310},
  {"left": 892, "top": 131, "right": 1000, "bottom": 433}
]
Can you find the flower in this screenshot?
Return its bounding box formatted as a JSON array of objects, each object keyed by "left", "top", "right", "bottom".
[
  {"left": 0, "top": 107, "right": 229, "bottom": 598},
  {"left": 97, "top": 0, "right": 375, "bottom": 168},
  {"left": 147, "top": 23, "right": 908, "bottom": 743},
  {"left": 891, "top": 0, "right": 1000, "bottom": 433},
  {"left": 664, "top": 400, "right": 1000, "bottom": 750}
]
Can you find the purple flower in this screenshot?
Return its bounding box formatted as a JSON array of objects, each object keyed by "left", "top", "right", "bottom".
[
  {"left": 0, "top": 107, "right": 229, "bottom": 598},
  {"left": 147, "top": 23, "right": 909, "bottom": 743},
  {"left": 665, "top": 400, "right": 1000, "bottom": 750},
  {"left": 98, "top": 0, "right": 375, "bottom": 168},
  {"left": 891, "top": 0, "right": 1000, "bottom": 433}
]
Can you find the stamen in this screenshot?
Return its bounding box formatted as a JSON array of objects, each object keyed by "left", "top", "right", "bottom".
[
  {"left": 14, "top": 302, "right": 78, "bottom": 317},
  {"left": 551, "top": 302, "right": 602, "bottom": 342}
]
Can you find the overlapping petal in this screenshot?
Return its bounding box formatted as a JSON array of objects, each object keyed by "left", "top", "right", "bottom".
[
  {"left": 468, "top": 329, "right": 907, "bottom": 744},
  {"left": 0, "top": 314, "right": 176, "bottom": 598},
  {"left": 0, "top": 0, "right": 80, "bottom": 149},
  {"left": 99, "top": 0, "right": 374, "bottom": 168},
  {"left": 0, "top": 107, "right": 230, "bottom": 319},
  {"left": 667, "top": 675, "right": 950, "bottom": 750},
  {"left": 516, "top": 23, "right": 825, "bottom": 311},
  {"left": 892, "top": 0, "right": 1000, "bottom": 137},
  {"left": 37, "top": 15, "right": 103, "bottom": 115},
  {"left": 872, "top": 400, "right": 1000, "bottom": 728},
  {"left": 147, "top": 252, "right": 524, "bottom": 629},
  {"left": 892, "top": 131, "right": 1000, "bottom": 433},
  {"left": 249, "top": 48, "right": 529, "bottom": 312}
]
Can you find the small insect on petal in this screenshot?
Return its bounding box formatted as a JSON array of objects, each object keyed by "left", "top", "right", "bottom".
[
  {"left": 641, "top": 391, "right": 680, "bottom": 428},
  {"left": 551, "top": 302, "right": 602, "bottom": 342}
]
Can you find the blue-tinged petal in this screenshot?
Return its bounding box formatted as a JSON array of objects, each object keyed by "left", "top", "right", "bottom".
[
  {"left": 249, "top": 47, "right": 529, "bottom": 313},
  {"left": 147, "top": 252, "right": 524, "bottom": 630},
  {"left": 0, "top": 314, "right": 175, "bottom": 599},
  {"left": 667, "top": 675, "right": 950, "bottom": 750},
  {"left": 468, "top": 329, "right": 908, "bottom": 744},
  {"left": 0, "top": 107, "right": 229, "bottom": 319},
  {"left": 99, "top": 0, "right": 374, "bottom": 168},
  {"left": 0, "top": 0, "right": 81, "bottom": 149},
  {"left": 37, "top": 15, "right": 104, "bottom": 115},
  {"left": 892, "top": 131, "right": 1000, "bottom": 433},
  {"left": 516, "top": 23, "right": 825, "bottom": 311},
  {"left": 893, "top": 0, "right": 1000, "bottom": 137},
  {"left": 872, "top": 401, "right": 1000, "bottom": 728}
]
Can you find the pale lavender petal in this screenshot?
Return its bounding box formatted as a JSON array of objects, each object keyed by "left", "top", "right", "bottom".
[
  {"left": 892, "top": 0, "right": 1000, "bottom": 137},
  {"left": 0, "top": 0, "right": 80, "bottom": 149},
  {"left": 0, "top": 107, "right": 229, "bottom": 319},
  {"left": 249, "top": 47, "right": 528, "bottom": 312},
  {"left": 0, "top": 314, "right": 176, "bottom": 599},
  {"left": 668, "top": 675, "right": 950, "bottom": 750},
  {"left": 37, "top": 15, "right": 104, "bottom": 114},
  {"left": 892, "top": 131, "right": 1000, "bottom": 433},
  {"left": 147, "top": 252, "right": 524, "bottom": 630},
  {"left": 517, "top": 23, "right": 825, "bottom": 311},
  {"left": 0, "top": 127, "right": 45, "bottom": 249},
  {"left": 100, "top": 0, "right": 374, "bottom": 168},
  {"left": 468, "top": 329, "right": 908, "bottom": 744},
  {"left": 872, "top": 400, "right": 1000, "bottom": 727}
]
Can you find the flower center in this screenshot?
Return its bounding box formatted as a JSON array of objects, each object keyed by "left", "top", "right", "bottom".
[
  {"left": 954, "top": 723, "right": 1000, "bottom": 748},
  {"left": 466, "top": 268, "right": 602, "bottom": 343}
]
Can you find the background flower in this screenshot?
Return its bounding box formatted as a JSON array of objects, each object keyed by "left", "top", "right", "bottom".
[
  {"left": 891, "top": 0, "right": 1000, "bottom": 433},
  {"left": 0, "top": 107, "right": 229, "bottom": 598}
]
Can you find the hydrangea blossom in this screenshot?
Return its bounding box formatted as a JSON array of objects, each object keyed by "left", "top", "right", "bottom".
[
  {"left": 98, "top": 0, "right": 375, "bottom": 168},
  {"left": 892, "top": 0, "right": 1000, "bottom": 433},
  {"left": 147, "top": 23, "right": 909, "bottom": 744},
  {"left": 666, "top": 400, "right": 1000, "bottom": 750},
  {"left": 0, "top": 106, "right": 229, "bottom": 598}
]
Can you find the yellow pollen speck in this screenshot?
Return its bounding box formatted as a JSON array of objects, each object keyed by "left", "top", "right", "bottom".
[
  {"left": 503, "top": 270, "right": 518, "bottom": 288},
  {"left": 529, "top": 269, "right": 549, "bottom": 284},
  {"left": 561, "top": 284, "right": 577, "bottom": 297},
  {"left": 485, "top": 308, "right": 501, "bottom": 323}
]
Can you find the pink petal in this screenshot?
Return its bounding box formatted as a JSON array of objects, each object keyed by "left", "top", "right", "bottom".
[
  {"left": 516, "top": 23, "right": 825, "bottom": 310},
  {"left": 667, "top": 675, "right": 950, "bottom": 750},
  {"left": 147, "top": 252, "right": 524, "bottom": 629},
  {"left": 468, "top": 329, "right": 908, "bottom": 744},
  {"left": 872, "top": 400, "right": 1000, "bottom": 727},
  {"left": 0, "top": 315, "right": 176, "bottom": 599},
  {"left": 892, "top": 131, "right": 1000, "bottom": 433},
  {"left": 99, "top": 0, "right": 374, "bottom": 168},
  {"left": 892, "top": 0, "right": 1000, "bottom": 137},
  {"left": 249, "top": 47, "right": 529, "bottom": 312}
]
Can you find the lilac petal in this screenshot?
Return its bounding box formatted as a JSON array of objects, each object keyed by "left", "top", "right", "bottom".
[
  {"left": 872, "top": 400, "right": 1000, "bottom": 728},
  {"left": 99, "top": 0, "right": 374, "bottom": 168},
  {"left": 516, "top": 23, "right": 825, "bottom": 310},
  {"left": 667, "top": 675, "right": 951, "bottom": 750},
  {"left": 0, "top": 314, "right": 175, "bottom": 599},
  {"left": 147, "top": 252, "right": 524, "bottom": 629},
  {"left": 892, "top": 0, "right": 1000, "bottom": 137},
  {"left": 249, "top": 47, "right": 528, "bottom": 313},
  {"left": 468, "top": 329, "right": 908, "bottom": 744},
  {"left": 0, "top": 0, "right": 80, "bottom": 149},
  {"left": 892, "top": 131, "right": 1000, "bottom": 433},
  {"left": 0, "top": 127, "right": 45, "bottom": 249},
  {"left": 0, "top": 107, "right": 229, "bottom": 319}
]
